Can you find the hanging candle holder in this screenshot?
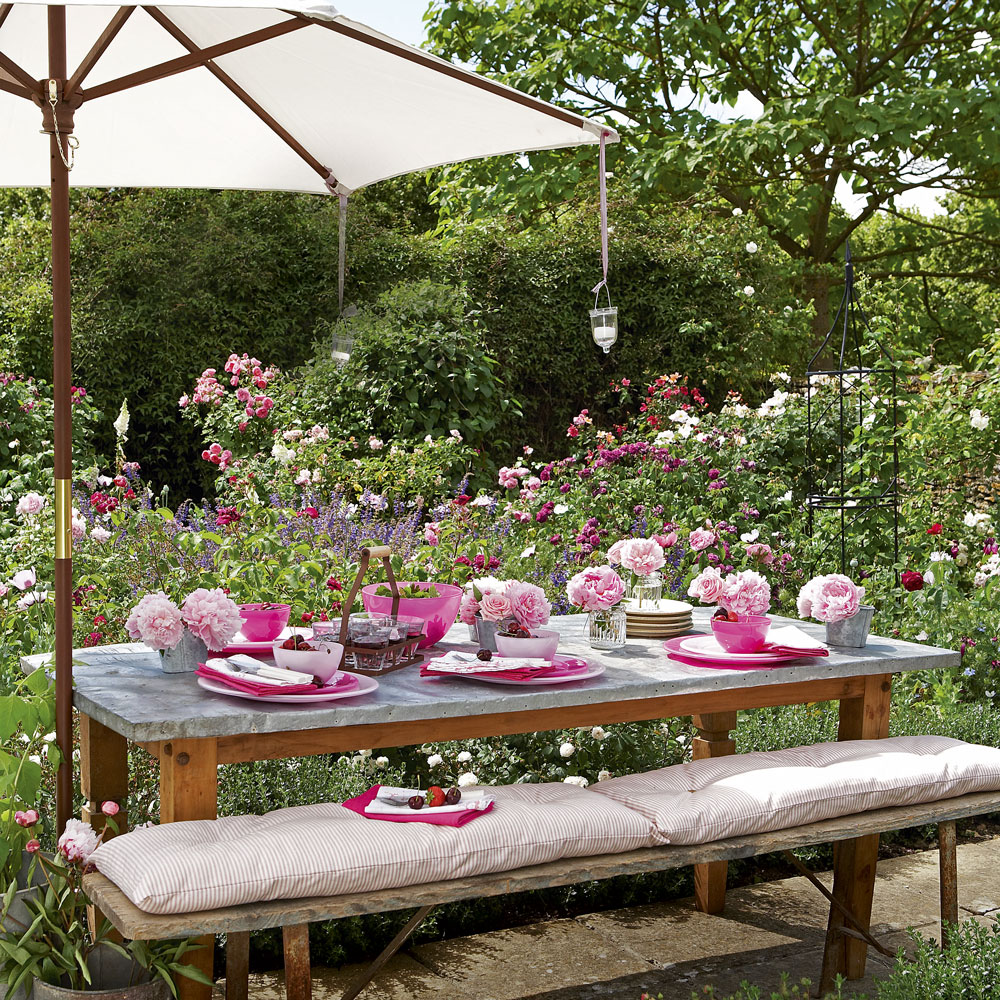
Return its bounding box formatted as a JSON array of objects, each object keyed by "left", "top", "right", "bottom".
[{"left": 589, "top": 129, "right": 618, "bottom": 354}]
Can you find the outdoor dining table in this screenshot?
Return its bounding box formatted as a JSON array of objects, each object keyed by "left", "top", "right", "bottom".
[{"left": 22, "top": 609, "right": 959, "bottom": 999}]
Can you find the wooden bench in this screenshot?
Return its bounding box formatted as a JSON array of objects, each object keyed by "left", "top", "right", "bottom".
[{"left": 84, "top": 789, "right": 1000, "bottom": 1000}]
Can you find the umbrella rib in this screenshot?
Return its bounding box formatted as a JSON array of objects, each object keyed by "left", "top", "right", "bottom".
[
  {"left": 0, "top": 75, "right": 31, "bottom": 100},
  {"left": 83, "top": 15, "right": 309, "bottom": 101},
  {"left": 0, "top": 48, "right": 40, "bottom": 95},
  {"left": 0, "top": 5, "right": 12, "bottom": 32},
  {"left": 287, "top": 11, "right": 593, "bottom": 133},
  {"left": 144, "top": 7, "right": 334, "bottom": 183},
  {"left": 66, "top": 6, "right": 136, "bottom": 97}
]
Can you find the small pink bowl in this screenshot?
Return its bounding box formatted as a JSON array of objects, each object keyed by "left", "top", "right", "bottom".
[
  {"left": 495, "top": 629, "right": 560, "bottom": 660},
  {"left": 272, "top": 640, "right": 344, "bottom": 684},
  {"left": 710, "top": 615, "right": 771, "bottom": 654},
  {"left": 239, "top": 603, "right": 291, "bottom": 642}
]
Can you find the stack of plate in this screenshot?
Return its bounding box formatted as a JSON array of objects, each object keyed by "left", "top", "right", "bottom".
[{"left": 624, "top": 598, "right": 694, "bottom": 638}]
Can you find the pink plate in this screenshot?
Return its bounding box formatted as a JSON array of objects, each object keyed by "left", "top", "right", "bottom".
[
  {"left": 217, "top": 626, "right": 312, "bottom": 656},
  {"left": 662, "top": 635, "right": 802, "bottom": 670},
  {"left": 196, "top": 670, "right": 377, "bottom": 703},
  {"left": 454, "top": 663, "right": 605, "bottom": 686}
]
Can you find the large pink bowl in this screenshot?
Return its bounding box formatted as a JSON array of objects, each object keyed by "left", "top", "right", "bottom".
[
  {"left": 711, "top": 614, "right": 771, "bottom": 654},
  {"left": 361, "top": 583, "right": 464, "bottom": 648},
  {"left": 238, "top": 603, "right": 291, "bottom": 642}
]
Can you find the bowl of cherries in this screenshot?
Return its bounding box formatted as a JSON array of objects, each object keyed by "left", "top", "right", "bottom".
[
  {"left": 710, "top": 608, "right": 771, "bottom": 654},
  {"left": 273, "top": 633, "right": 344, "bottom": 683}
]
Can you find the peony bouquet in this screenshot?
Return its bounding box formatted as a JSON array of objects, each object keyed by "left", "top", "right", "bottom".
[
  {"left": 688, "top": 568, "right": 771, "bottom": 618},
  {"left": 797, "top": 573, "right": 865, "bottom": 623},
  {"left": 469, "top": 579, "right": 552, "bottom": 637},
  {"left": 567, "top": 566, "right": 626, "bottom": 612},
  {"left": 126, "top": 586, "right": 243, "bottom": 652}
]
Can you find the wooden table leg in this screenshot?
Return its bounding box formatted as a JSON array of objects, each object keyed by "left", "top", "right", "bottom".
[
  {"left": 160, "top": 738, "right": 219, "bottom": 1000},
  {"left": 80, "top": 715, "right": 129, "bottom": 835},
  {"left": 692, "top": 711, "right": 737, "bottom": 914},
  {"left": 820, "top": 674, "right": 892, "bottom": 989}
]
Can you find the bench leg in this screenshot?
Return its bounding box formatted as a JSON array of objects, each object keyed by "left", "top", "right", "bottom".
[
  {"left": 283, "top": 924, "right": 311, "bottom": 1000},
  {"left": 939, "top": 820, "right": 958, "bottom": 948},
  {"left": 341, "top": 905, "right": 434, "bottom": 1000},
  {"left": 225, "top": 932, "right": 250, "bottom": 1000},
  {"left": 692, "top": 712, "right": 736, "bottom": 914}
]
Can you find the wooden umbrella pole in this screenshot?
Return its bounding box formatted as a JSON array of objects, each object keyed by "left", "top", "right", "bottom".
[{"left": 48, "top": 4, "right": 75, "bottom": 834}]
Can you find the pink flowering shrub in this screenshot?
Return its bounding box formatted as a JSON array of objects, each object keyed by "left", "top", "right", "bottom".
[
  {"left": 798, "top": 573, "right": 865, "bottom": 622},
  {"left": 125, "top": 592, "right": 184, "bottom": 650},
  {"left": 567, "top": 566, "right": 626, "bottom": 611},
  {"left": 181, "top": 587, "right": 243, "bottom": 650}
]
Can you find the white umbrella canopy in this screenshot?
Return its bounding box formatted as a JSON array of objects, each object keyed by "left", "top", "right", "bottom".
[
  {"left": 0, "top": 1, "right": 618, "bottom": 834},
  {"left": 0, "top": 1, "right": 616, "bottom": 192}
]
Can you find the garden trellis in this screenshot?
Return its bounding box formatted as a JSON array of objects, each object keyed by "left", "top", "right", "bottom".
[{"left": 0, "top": 0, "right": 618, "bottom": 831}]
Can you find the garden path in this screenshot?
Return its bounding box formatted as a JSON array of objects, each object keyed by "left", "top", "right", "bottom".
[{"left": 223, "top": 837, "right": 1000, "bottom": 1000}]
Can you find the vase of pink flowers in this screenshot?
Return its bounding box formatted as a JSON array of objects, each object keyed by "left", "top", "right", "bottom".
[
  {"left": 567, "top": 566, "right": 627, "bottom": 650},
  {"left": 126, "top": 588, "right": 243, "bottom": 672},
  {"left": 459, "top": 578, "right": 504, "bottom": 649},
  {"left": 609, "top": 538, "right": 666, "bottom": 608},
  {"left": 798, "top": 574, "right": 873, "bottom": 647},
  {"left": 469, "top": 580, "right": 553, "bottom": 655},
  {"left": 688, "top": 568, "right": 772, "bottom": 651}
]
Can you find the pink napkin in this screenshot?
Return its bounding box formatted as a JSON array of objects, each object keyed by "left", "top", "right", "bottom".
[
  {"left": 761, "top": 625, "right": 829, "bottom": 657},
  {"left": 420, "top": 656, "right": 589, "bottom": 682},
  {"left": 195, "top": 663, "right": 358, "bottom": 697},
  {"left": 342, "top": 785, "right": 494, "bottom": 826}
]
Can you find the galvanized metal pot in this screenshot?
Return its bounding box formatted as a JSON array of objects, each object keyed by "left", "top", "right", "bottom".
[{"left": 825, "top": 605, "right": 875, "bottom": 648}]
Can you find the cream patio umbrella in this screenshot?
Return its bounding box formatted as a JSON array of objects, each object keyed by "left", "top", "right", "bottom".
[{"left": 0, "top": 0, "right": 619, "bottom": 830}]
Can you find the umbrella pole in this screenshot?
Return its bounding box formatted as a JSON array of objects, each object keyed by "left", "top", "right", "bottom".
[{"left": 48, "top": 4, "right": 74, "bottom": 835}]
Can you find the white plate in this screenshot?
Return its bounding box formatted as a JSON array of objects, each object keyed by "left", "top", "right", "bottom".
[
  {"left": 623, "top": 599, "right": 693, "bottom": 616},
  {"left": 197, "top": 671, "right": 378, "bottom": 703},
  {"left": 679, "top": 635, "right": 792, "bottom": 663},
  {"left": 218, "top": 626, "right": 313, "bottom": 655},
  {"left": 447, "top": 664, "right": 606, "bottom": 686}
]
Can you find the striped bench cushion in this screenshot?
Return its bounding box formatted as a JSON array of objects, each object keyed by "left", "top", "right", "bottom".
[
  {"left": 90, "top": 782, "right": 656, "bottom": 915},
  {"left": 591, "top": 735, "right": 1000, "bottom": 845}
]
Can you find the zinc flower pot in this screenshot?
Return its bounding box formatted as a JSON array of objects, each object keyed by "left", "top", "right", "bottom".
[
  {"left": 159, "top": 631, "right": 208, "bottom": 673},
  {"left": 825, "top": 605, "right": 875, "bottom": 648},
  {"left": 1, "top": 854, "right": 50, "bottom": 1000},
  {"left": 31, "top": 945, "right": 169, "bottom": 1000}
]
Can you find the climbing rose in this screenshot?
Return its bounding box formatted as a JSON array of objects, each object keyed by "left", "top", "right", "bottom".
[{"left": 901, "top": 570, "right": 924, "bottom": 592}]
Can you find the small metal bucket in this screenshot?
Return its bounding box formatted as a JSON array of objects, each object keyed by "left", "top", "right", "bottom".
[
  {"left": 159, "top": 631, "right": 208, "bottom": 673},
  {"left": 474, "top": 617, "right": 498, "bottom": 652},
  {"left": 825, "top": 605, "right": 875, "bottom": 647}
]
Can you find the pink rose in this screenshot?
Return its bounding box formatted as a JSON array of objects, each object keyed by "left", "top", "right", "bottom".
[
  {"left": 181, "top": 587, "right": 243, "bottom": 651},
  {"left": 567, "top": 566, "right": 626, "bottom": 611},
  {"left": 655, "top": 531, "right": 678, "bottom": 548},
  {"left": 126, "top": 591, "right": 184, "bottom": 651},
  {"left": 619, "top": 538, "right": 666, "bottom": 577},
  {"left": 479, "top": 593, "right": 513, "bottom": 622},
  {"left": 688, "top": 527, "right": 717, "bottom": 552},
  {"left": 720, "top": 570, "right": 771, "bottom": 617},
  {"left": 606, "top": 539, "right": 627, "bottom": 565},
  {"left": 57, "top": 818, "right": 99, "bottom": 864},
  {"left": 745, "top": 542, "right": 775, "bottom": 565},
  {"left": 687, "top": 566, "right": 724, "bottom": 605},
  {"left": 15, "top": 492, "right": 46, "bottom": 518},
  {"left": 505, "top": 581, "right": 552, "bottom": 630},
  {"left": 423, "top": 522, "right": 440, "bottom": 547},
  {"left": 101, "top": 800, "right": 120, "bottom": 817},
  {"left": 804, "top": 574, "right": 864, "bottom": 623},
  {"left": 459, "top": 592, "right": 480, "bottom": 625}
]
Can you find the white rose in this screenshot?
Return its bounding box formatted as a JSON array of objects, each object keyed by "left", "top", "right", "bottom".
[
  {"left": 457, "top": 772, "right": 478, "bottom": 788},
  {"left": 590, "top": 726, "right": 607, "bottom": 741},
  {"left": 563, "top": 775, "right": 589, "bottom": 788},
  {"left": 597, "top": 770, "right": 612, "bottom": 782},
  {"left": 732, "top": 207, "right": 743, "bottom": 216},
  {"left": 559, "top": 742, "right": 575, "bottom": 758},
  {"left": 745, "top": 242, "right": 758, "bottom": 253},
  {"left": 375, "top": 756, "right": 389, "bottom": 768},
  {"left": 426, "top": 753, "right": 443, "bottom": 768},
  {"left": 743, "top": 285, "right": 755, "bottom": 296},
  {"left": 457, "top": 751, "right": 472, "bottom": 763},
  {"left": 970, "top": 409, "right": 990, "bottom": 431}
]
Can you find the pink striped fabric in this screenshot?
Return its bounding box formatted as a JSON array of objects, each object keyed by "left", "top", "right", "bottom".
[
  {"left": 591, "top": 735, "right": 1000, "bottom": 845},
  {"left": 90, "top": 782, "right": 656, "bottom": 915}
]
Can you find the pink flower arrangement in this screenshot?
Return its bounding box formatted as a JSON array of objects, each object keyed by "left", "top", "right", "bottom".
[
  {"left": 57, "top": 818, "right": 99, "bottom": 864},
  {"left": 720, "top": 570, "right": 771, "bottom": 617},
  {"left": 125, "top": 591, "right": 185, "bottom": 650},
  {"left": 505, "top": 581, "right": 552, "bottom": 630},
  {"left": 459, "top": 592, "right": 479, "bottom": 625},
  {"left": 181, "top": 587, "right": 243, "bottom": 651},
  {"left": 479, "top": 592, "right": 514, "bottom": 621},
  {"left": 567, "top": 566, "right": 626, "bottom": 611},
  {"left": 797, "top": 574, "right": 865, "bottom": 623},
  {"left": 687, "top": 566, "right": 725, "bottom": 604},
  {"left": 688, "top": 527, "right": 717, "bottom": 552},
  {"left": 619, "top": 538, "right": 666, "bottom": 577}
]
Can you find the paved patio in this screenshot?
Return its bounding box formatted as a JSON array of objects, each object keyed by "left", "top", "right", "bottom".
[{"left": 229, "top": 838, "right": 1000, "bottom": 1000}]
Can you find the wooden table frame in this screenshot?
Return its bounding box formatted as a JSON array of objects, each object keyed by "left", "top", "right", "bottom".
[{"left": 80, "top": 669, "right": 892, "bottom": 1000}]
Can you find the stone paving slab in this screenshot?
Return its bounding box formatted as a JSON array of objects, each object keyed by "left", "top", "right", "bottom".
[{"left": 236, "top": 838, "right": 1000, "bottom": 1000}]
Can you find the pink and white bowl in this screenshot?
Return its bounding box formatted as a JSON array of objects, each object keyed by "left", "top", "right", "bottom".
[
  {"left": 494, "top": 629, "right": 560, "bottom": 660},
  {"left": 710, "top": 614, "right": 771, "bottom": 654}
]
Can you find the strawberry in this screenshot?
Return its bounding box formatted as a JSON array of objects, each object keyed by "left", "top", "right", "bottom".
[{"left": 427, "top": 786, "right": 446, "bottom": 808}]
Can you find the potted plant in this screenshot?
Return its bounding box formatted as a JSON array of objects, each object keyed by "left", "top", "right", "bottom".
[
  {"left": 567, "top": 565, "right": 627, "bottom": 650},
  {"left": 126, "top": 588, "right": 243, "bottom": 672},
  {"left": 797, "top": 573, "right": 873, "bottom": 647},
  {"left": 0, "top": 806, "right": 210, "bottom": 1000}
]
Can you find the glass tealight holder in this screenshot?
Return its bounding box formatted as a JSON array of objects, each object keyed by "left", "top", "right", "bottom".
[
  {"left": 633, "top": 573, "right": 663, "bottom": 609},
  {"left": 585, "top": 607, "right": 626, "bottom": 650},
  {"left": 590, "top": 305, "right": 618, "bottom": 354}
]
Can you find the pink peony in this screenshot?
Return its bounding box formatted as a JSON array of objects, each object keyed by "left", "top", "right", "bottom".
[
  {"left": 720, "top": 570, "right": 771, "bottom": 617},
  {"left": 126, "top": 591, "right": 184, "bottom": 650},
  {"left": 57, "top": 818, "right": 99, "bottom": 864},
  {"left": 619, "top": 538, "right": 666, "bottom": 577},
  {"left": 459, "top": 592, "right": 480, "bottom": 625},
  {"left": 11, "top": 568, "right": 36, "bottom": 591},
  {"left": 688, "top": 527, "right": 717, "bottom": 552},
  {"left": 16, "top": 492, "right": 46, "bottom": 518},
  {"left": 567, "top": 566, "right": 626, "bottom": 611},
  {"left": 14, "top": 809, "right": 38, "bottom": 827},
  {"left": 101, "top": 800, "right": 120, "bottom": 817},
  {"left": 800, "top": 573, "right": 864, "bottom": 623},
  {"left": 687, "top": 566, "right": 725, "bottom": 604},
  {"left": 606, "top": 539, "right": 628, "bottom": 565},
  {"left": 479, "top": 593, "right": 513, "bottom": 622},
  {"left": 25, "top": 839, "right": 40, "bottom": 853},
  {"left": 505, "top": 581, "right": 552, "bottom": 630},
  {"left": 181, "top": 587, "right": 243, "bottom": 651}
]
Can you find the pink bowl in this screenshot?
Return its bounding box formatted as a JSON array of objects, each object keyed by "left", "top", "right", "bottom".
[
  {"left": 361, "top": 583, "right": 464, "bottom": 648},
  {"left": 238, "top": 603, "right": 291, "bottom": 642},
  {"left": 495, "top": 629, "right": 559, "bottom": 660},
  {"left": 710, "top": 614, "right": 772, "bottom": 654},
  {"left": 272, "top": 639, "right": 344, "bottom": 683}
]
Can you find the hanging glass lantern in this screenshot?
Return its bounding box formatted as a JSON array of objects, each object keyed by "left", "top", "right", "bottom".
[
  {"left": 590, "top": 299, "right": 618, "bottom": 354},
  {"left": 588, "top": 128, "right": 618, "bottom": 354}
]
